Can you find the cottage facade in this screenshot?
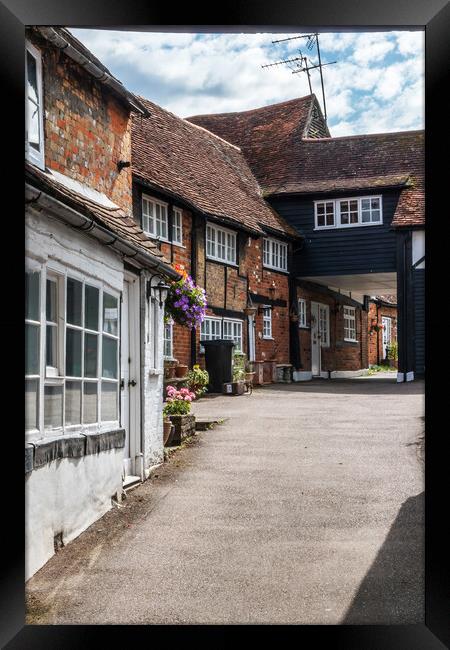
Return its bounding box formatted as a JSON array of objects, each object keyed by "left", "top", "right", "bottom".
[
  {"left": 130, "top": 98, "right": 299, "bottom": 382},
  {"left": 188, "top": 95, "right": 425, "bottom": 381},
  {"left": 25, "top": 27, "right": 179, "bottom": 579}
]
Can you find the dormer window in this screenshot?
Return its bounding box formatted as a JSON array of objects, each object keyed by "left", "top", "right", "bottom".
[
  {"left": 25, "top": 41, "right": 45, "bottom": 169},
  {"left": 314, "top": 196, "right": 382, "bottom": 230}
]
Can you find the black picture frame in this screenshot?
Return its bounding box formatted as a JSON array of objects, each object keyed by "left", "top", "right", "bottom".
[{"left": 2, "top": 0, "right": 448, "bottom": 646}]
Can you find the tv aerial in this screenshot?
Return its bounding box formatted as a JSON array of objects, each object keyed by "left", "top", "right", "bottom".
[{"left": 261, "top": 33, "right": 336, "bottom": 124}]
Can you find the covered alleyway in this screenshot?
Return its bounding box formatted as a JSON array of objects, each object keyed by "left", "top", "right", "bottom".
[{"left": 26, "top": 380, "right": 424, "bottom": 625}]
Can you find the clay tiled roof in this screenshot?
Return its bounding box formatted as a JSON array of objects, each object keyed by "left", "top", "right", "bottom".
[
  {"left": 131, "top": 96, "right": 299, "bottom": 239},
  {"left": 25, "top": 162, "right": 169, "bottom": 262},
  {"left": 188, "top": 97, "right": 424, "bottom": 229}
]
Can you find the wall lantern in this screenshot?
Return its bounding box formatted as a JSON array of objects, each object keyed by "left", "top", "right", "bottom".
[{"left": 147, "top": 275, "right": 170, "bottom": 307}]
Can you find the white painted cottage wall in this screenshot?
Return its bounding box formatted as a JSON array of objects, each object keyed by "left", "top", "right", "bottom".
[
  {"left": 25, "top": 207, "right": 172, "bottom": 578},
  {"left": 25, "top": 448, "right": 123, "bottom": 580},
  {"left": 25, "top": 207, "right": 126, "bottom": 579}
]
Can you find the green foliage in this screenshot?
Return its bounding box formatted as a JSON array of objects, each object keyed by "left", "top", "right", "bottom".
[
  {"left": 163, "top": 399, "right": 191, "bottom": 416},
  {"left": 387, "top": 341, "right": 398, "bottom": 360},
  {"left": 186, "top": 364, "right": 209, "bottom": 397},
  {"left": 232, "top": 352, "right": 246, "bottom": 381}
]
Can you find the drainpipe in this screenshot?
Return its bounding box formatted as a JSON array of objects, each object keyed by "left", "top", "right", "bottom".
[{"left": 377, "top": 304, "right": 380, "bottom": 365}]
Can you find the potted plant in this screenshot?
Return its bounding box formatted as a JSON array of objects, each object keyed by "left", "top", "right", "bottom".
[
  {"left": 164, "top": 358, "right": 177, "bottom": 380},
  {"left": 163, "top": 385, "right": 197, "bottom": 445},
  {"left": 163, "top": 416, "right": 173, "bottom": 446},
  {"left": 186, "top": 364, "right": 209, "bottom": 397},
  {"left": 175, "top": 363, "right": 189, "bottom": 378}
]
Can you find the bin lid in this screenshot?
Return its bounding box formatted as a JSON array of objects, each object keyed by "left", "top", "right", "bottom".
[{"left": 202, "top": 339, "right": 235, "bottom": 347}]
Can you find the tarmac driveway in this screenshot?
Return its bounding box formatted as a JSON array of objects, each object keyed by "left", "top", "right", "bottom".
[{"left": 26, "top": 379, "right": 424, "bottom": 625}]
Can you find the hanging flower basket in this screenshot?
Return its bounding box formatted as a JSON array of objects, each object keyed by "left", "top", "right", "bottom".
[{"left": 165, "top": 264, "right": 207, "bottom": 329}]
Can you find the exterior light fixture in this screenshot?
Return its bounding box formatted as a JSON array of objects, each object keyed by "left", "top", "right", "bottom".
[
  {"left": 147, "top": 275, "right": 170, "bottom": 307},
  {"left": 117, "top": 160, "right": 131, "bottom": 172}
]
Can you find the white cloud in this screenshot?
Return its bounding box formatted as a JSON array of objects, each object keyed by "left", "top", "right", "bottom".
[{"left": 69, "top": 29, "right": 424, "bottom": 135}]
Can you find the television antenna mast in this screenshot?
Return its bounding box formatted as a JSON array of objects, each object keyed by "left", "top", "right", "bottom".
[{"left": 262, "top": 32, "right": 336, "bottom": 124}]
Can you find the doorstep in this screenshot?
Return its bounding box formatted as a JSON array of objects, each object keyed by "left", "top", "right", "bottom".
[{"left": 123, "top": 475, "right": 141, "bottom": 491}]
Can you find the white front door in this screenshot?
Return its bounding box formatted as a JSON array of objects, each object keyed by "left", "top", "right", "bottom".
[
  {"left": 120, "top": 274, "right": 141, "bottom": 481},
  {"left": 382, "top": 316, "right": 392, "bottom": 360},
  {"left": 311, "top": 302, "right": 321, "bottom": 377}
]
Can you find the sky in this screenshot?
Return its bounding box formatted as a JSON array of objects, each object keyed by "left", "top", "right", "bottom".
[{"left": 70, "top": 29, "right": 424, "bottom": 137}]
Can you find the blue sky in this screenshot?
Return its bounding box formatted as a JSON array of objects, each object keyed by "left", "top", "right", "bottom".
[{"left": 70, "top": 29, "right": 424, "bottom": 136}]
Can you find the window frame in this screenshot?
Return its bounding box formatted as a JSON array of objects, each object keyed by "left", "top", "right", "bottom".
[
  {"left": 25, "top": 261, "right": 121, "bottom": 440},
  {"left": 298, "top": 298, "right": 307, "bottom": 328},
  {"left": 172, "top": 207, "right": 183, "bottom": 246},
  {"left": 206, "top": 222, "right": 237, "bottom": 265},
  {"left": 318, "top": 303, "right": 330, "bottom": 347},
  {"left": 262, "top": 306, "right": 273, "bottom": 340},
  {"left": 142, "top": 194, "right": 169, "bottom": 241},
  {"left": 314, "top": 195, "right": 383, "bottom": 230},
  {"left": 222, "top": 318, "right": 243, "bottom": 352},
  {"left": 262, "top": 237, "right": 288, "bottom": 272},
  {"left": 25, "top": 40, "right": 45, "bottom": 169},
  {"left": 343, "top": 305, "right": 357, "bottom": 342},
  {"left": 163, "top": 319, "right": 174, "bottom": 359}
]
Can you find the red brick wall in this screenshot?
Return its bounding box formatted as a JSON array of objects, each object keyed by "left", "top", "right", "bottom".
[
  {"left": 296, "top": 286, "right": 368, "bottom": 373},
  {"left": 30, "top": 33, "right": 133, "bottom": 212},
  {"left": 368, "top": 302, "right": 398, "bottom": 366}
]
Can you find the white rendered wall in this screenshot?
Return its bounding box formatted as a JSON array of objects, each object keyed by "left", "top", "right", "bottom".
[
  {"left": 25, "top": 208, "right": 126, "bottom": 579},
  {"left": 141, "top": 272, "right": 166, "bottom": 475},
  {"left": 25, "top": 448, "right": 123, "bottom": 580}
]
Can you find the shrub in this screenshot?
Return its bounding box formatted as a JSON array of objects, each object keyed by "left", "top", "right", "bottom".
[
  {"left": 387, "top": 341, "right": 398, "bottom": 360},
  {"left": 186, "top": 364, "right": 209, "bottom": 397}
]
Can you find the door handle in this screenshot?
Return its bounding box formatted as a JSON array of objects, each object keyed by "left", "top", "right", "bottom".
[{"left": 128, "top": 379, "right": 137, "bottom": 387}]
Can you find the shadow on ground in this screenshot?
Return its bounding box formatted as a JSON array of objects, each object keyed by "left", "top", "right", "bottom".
[
  {"left": 342, "top": 491, "right": 425, "bottom": 624},
  {"left": 251, "top": 379, "right": 424, "bottom": 396}
]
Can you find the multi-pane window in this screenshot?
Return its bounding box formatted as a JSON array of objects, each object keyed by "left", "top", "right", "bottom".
[
  {"left": 318, "top": 304, "right": 330, "bottom": 347},
  {"left": 263, "top": 237, "right": 288, "bottom": 272},
  {"left": 316, "top": 201, "right": 335, "bottom": 227},
  {"left": 200, "top": 317, "right": 243, "bottom": 352},
  {"left": 25, "top": 267, "right": 120, "bottom": 437},
  {"left": 339, "top": 199, "right": 359, "bottom": 225},
  {"left": 263, "top": 307, "right": 272, "bottom": 339},
  {"left": 206, "top": 223, "right": 237, "bottom": 264},
  {"left": 200, "top": 317, "right": 222, "bottom": 341},
  {"left": 298, "top": 298, "right": 307, "bottom": 328},
  {"left": 343, "top": 306, "right": 357, "bottom": 341},
  {"left": 222, "top": 319, "right": 243, "bottom": 351},
  {"left": 142, "top": 195, "right": 168, "bottom": 240},
  {"left": 163, "top": 320, "right": 173, "bottom": 358},
  {"left": 315, "top": 196, "right": 382, "bottom": 229},
  {"left": 172, "top": 208, "right": 183, "bottom": 245},
  {"left": 360, "top": 197, "right": 381, "bottom": 223},
  {"left": 25, "top": 270, "right": 41, "bottom": 432},
  {"left": 25, "top": 42, "right": 44, "bottom": 168}
]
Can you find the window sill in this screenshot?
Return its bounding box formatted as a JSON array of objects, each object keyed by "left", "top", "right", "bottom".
[
  {"left": 314, "top": 222, "right": 383, "bottom": 231},
  {"left": 263, "top": 336, "right": 274, "bottom": 340},
  {"left": 298, "top": 325, "right": 310, "bottom": 330},
  {"left": 206, "top": 256, "right": 238, "bottom": 268},
  {"left": 262, "top": 264, "right": 289, "bottom": 275}
]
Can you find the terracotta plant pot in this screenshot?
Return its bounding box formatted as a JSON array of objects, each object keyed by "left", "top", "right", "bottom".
[
  {"left": 245, "top": 372, "right": 255, "bottom": 382},
  {"left": 163, "top": 419, "right": 173, "bottom": 446},
  {"left": 175, "top": 364, "right": 188, "bottom": 378}
]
